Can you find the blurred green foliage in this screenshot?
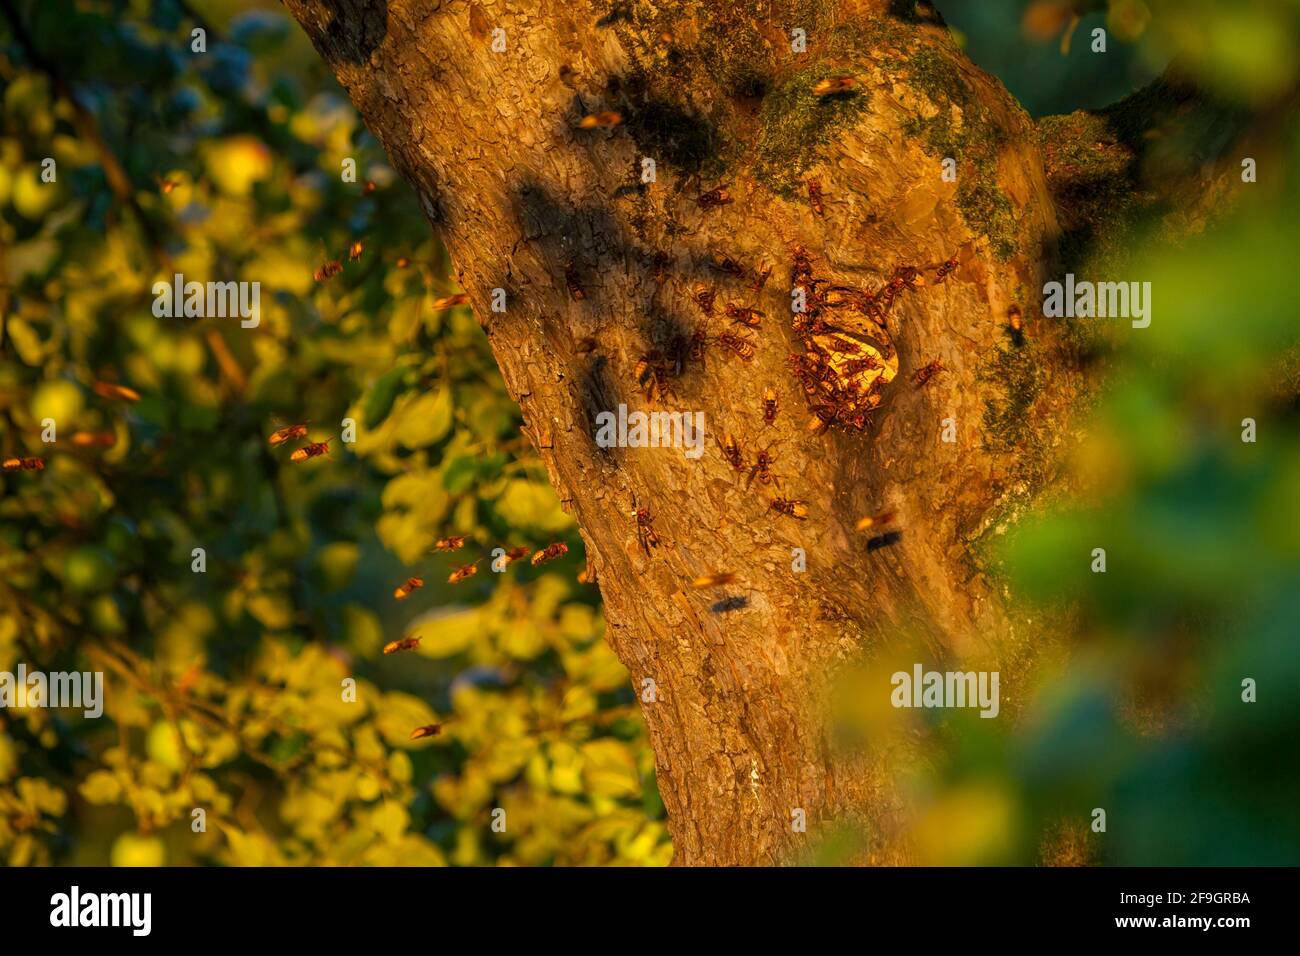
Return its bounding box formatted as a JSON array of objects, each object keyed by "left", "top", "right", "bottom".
[
  {"left": 834, "top": 0, "right": 1300, "bottom": 866},
  {"left": 945, "top": 0, "right": 1159, "bottom": 116},
  {"left": 992, "top": 174, "right": 1300, "bottom": 864},
  {"left": 0, "top": 0, "right": 669, "bottom": 866}
]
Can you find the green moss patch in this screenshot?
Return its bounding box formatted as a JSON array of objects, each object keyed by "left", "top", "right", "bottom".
[
  {"left": 1038, "top": 111, "right": 1139, "bottom": 272},
  {"left": 899, "top": 50, "right": 1021, "bottom": 261},
  {"left": 978, "top": 338, "right": 1054, "bottom": 506},
  {"left": 753, "top": 66, "right": 873, "bottom": 195},
  {"left": 961, "top": 339, "right": 1055, "bottom": 558},
  {"left": 748, "top": 14, "right": 920, "bottom": 195}
]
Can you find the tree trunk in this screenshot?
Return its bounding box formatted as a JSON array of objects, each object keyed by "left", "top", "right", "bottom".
[{"left": 278, "top": 0, "right": 1235, "bottom": 864}]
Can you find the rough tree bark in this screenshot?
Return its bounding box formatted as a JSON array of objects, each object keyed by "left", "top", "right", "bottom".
[{"left": 280, "top": 0, "right": 1263, "bottom": 864}]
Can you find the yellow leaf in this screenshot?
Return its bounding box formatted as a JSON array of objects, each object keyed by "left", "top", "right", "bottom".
[
  {"left": 409, "top": 606, "right": 481, "bottom": 658},
  {"left": 247, "top": 591, "right": 294, "bottom": 631},
  {"left": 396, "top": 389, "right": 453, "bottom": 448},
  {"left": 373, "top": 692, "right": 439, "bottom": 748},
  {"left": 202, "top": 136, "right": 272, "bottom": 196},
  {"left": 495, "top": 480, "right": 573, "bottom": 535},
  {"left": 911, "top": 781, "right": 1018, "bottom": 865},
  {"left": 79, "top": 770, "right": 122, "bottom": 804},
  {"left": 369, "top": 801, "right": 410, "bottom": 844},
  {"left": 580, "top": 741, "right": 641, "bottom": 799},
  {"left": 111, "top": 833, "right": 165, "bottom": 867}
]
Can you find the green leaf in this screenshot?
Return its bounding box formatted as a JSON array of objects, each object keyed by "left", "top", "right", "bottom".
[
  {"left": 364, "top": 367, "right": 407, "bottom": 428},
  {"left": 396, "top": 389, "right": 453, "bottom": 448},
  {"left": 79, "top": 771, "right": 123, "bottom": 804}
]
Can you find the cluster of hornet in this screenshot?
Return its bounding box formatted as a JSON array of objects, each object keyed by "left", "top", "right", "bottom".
[
  {"left": 787, "top": 247, "right": 958, "bottom": 432},
  {"left": 789, "top": 247, "right": 899, "bottom": 432},
  {"left": 594, "top": 172, "right": 963, "bottom": 587},
  {"left": 383, "top": 535, "right": 569, "bottom": 736},
  {"left": 389, "top": 539, "right": 568, "bottom": 601},
  {"left": 268, "top": 423, "right": 331, "bottom": 462}
]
